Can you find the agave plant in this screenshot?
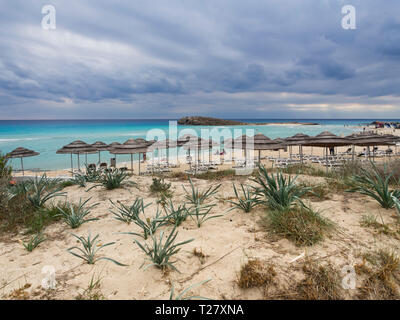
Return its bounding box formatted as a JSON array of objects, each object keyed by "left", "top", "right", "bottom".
[
  {"left": 183, "top": 178, "right": 222, "bottom": 227},
  {"left": 134, "top": 226, "right": 194, "bottom": 272},
  {"left": 84, "top": 164, "right": 102, "bottom": 182},
  {"left": 391, "top": 195, "right": 400, "bottom": 217},
  {"left": 88, "top": 169, "right": 136, "bottom": 190},
  {"left": 163, "top": 199, "right": 189, "bottom": 226},
  {"left": 123, "top": 207, "right": 168, "bottom": 239},
  {"left": 68, "top": 233, "right": 126, "bottom": 266},
  {"left": 227, "top": 183, "right": 259, "bottom": 213},
  {"left": 251, "top": 165, "right": 309, "bottom": 210},
  {"left": 109, "top": 198, "right": 150, "bottom": 224},
  {"left": 57, "top": 198, "right": 99, "bottom": 228},
  {"left": 23, "top": 174, "right": 66, "bottom": 208},
  {"left": 22, "top": 232, "right": 46, "bottom": 252},
  {"left": 183, "top": 177, "right": 221, "bottom": 206},
  {"left": 71, "top": 173, "right": 87, "bottom": 187},
  {"left": 169, "top": 279, "right": 212, "bottom": 300},
  {"left": 348, "top": 164, "right": 400, "bottom": 209}
]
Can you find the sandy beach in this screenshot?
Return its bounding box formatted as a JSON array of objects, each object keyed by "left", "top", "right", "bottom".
[{"left": 2, "top": 126, "right": 400, "bottom": 299}]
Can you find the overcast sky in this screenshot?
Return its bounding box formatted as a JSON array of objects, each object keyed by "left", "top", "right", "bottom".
[{"left": 0, "top": 0, "right": 399, "bottom": 119}]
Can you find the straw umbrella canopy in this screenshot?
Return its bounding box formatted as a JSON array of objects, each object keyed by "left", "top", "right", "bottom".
[
  {"left": 109, "top": 141, "right": 148, "bottom": 174},
  {"left": 283, "top": 133, "right": 310, "bottom": 163},
  {"left": 56, "top": 140, "right": 97, "bottom": 172},
  {"left": 303, "top": 132, "right": 351, "bottom": 170},
  {"left": 147, "top": 139, "right": 177, "bottom": 165},
  {"left": 346, "top": 132, "right": 397, "bottom": 160},
  {"left": 91, "top": 141, "right": 109, "bottom": 164},
  {"left": 271, "top": 138, "right": 287, "bottom": 158},
  {"left": 7, "top": 147, "right": 39, "bottom": 176}
]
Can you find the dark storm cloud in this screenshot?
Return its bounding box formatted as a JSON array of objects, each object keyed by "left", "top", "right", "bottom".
[{"left": 0, "top": 0, "right": 399, "bottom": 119}]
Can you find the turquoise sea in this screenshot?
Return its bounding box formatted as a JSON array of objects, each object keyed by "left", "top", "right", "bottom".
[{"left": 0, "top": 119, "right": 395, "bottom": 171}]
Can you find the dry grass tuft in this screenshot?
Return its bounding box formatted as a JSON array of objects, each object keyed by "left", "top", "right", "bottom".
[
  {"left": 237, "top": 259, "right": 276, "bottom": 289},
  {"left": 356, "top": 249, "right": 400, "bottom": 300},
  {"left": 294, "top": 259, "right": 343, "bottom": 300}
]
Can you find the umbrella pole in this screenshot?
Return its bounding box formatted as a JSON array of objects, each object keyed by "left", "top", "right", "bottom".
[
  {"left": 98, "top": 151, "right": 101, "bottom": 164},
  {"left": 20, "top": 157, "right": 24, "bottom": 176},
  {"left": 325, "top": 147, "right": 328, "bottom": 174},
  {"left": 300, "top": 145, "right": 303, "bottom": 165},
  {"left": 139, "top": 153, "right": 141, "bottom": 175},
  {"left": 131, "top": 154, "right": 133, "bottom": 173},
  {"left": 258, "top": 149, "right": 261, "bottom": 165},
  {"left": 78, "top": 153, "right": 81, "bottom": 171},
  {"left": 352, "top": 145, "right": 355, "bottom": 162},
  {"left": 85, "top": 153, "right": 88, "bottom": 166},
  {"left": 70, "top": 153, "right": 73, "bottom": 176}
]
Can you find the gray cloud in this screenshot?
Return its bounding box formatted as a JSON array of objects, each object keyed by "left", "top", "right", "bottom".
[{"left": 0, "top": 0, "right": 399, "bottom": 119}]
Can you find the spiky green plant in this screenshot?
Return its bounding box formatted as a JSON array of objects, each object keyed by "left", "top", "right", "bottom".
[
  {"left": 123, "top": 207, "right": 167, "bottom": 239},
  {"left": 68, "top": 233, "right": 126, "bottom": 266},
  {"left": 183, "top": 178, "right": 222, "bottom": 227},
  {"left": 84, "top": 164, "right": 102, "bottom": 182},
  {"left": 109, "top": 198, "right": 150, "bottom": 224},
  {"left": 227, "top": 183, "right": 259, "bottom": 213},
  {"left": 88, "top": 169, "right": 136, "bottom": 190},
  {"left": 183, "top": 177, "right": 221, "bottom": 205},
  {"left": 348, "top": 164, "right": 400, "bottom": 209},
  {"left": 22, "top": 232, "right": 46, "bottom": 252},
  {"left": 134, "top": 226, "right": 194, "bottom": 272},
  {"left": 392, "top": 195, "right": 400, "bottom": 217},
  {"left": 251, "top": 165, "right": 309, "bottom": 210},
  {"left": 150, "top": 177, "right": 172, "bottom": 195},
  {"left": 71, "top": 173, "right": 87, "bottom": 187},
  {"left": 24, "top": 174, "right": 67, "bottom": 208},
  {"left": 57, "top": 198, "right": 99, "bottom": 228},
  {"left": 163, "top": 199, "right": 189, "bottom": 226},
  {"left": 169, "top": 279, "right": 212, "bottom": 300}
]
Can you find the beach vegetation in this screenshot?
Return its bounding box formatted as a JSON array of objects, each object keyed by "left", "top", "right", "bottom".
[
  {"left": 227, "top": 183, "right": 259, "bottom": 213},
  {"left": 88, "top": 169, "right": 136, "bottom": 190},
  {"left": 22, "top": 232, "right": 46, "bottom": 252},
  {"left": 262, "top": 205, "right": 334, "bottom": 246},
  {"left": 169, "top": 279, "right": 212, "bottom": 300},
  {"left": 57, "top": 198, "right": 99, "bottom": 229},
  {"left": 123, "top": 207, "right": 167, "bottom": 239},
  {"left": 150, "top": 177, "right": 171, "bottom": 195},
  {"left": 293, "top": 259, "right": 343, "bottom": 300},
  {"left": 252, "top": 165, "right": 309, "bottom": 210},
  {"left": 163, "top": 199, "right": 189, "bottom": 226},
  {"left": 356, "top": 249, "right": 400, "bottom": 299},
  {"left": 8, "top": 174, "right": 67, "bottom": 209},
  {"left": 348, "top": 164, "right": 400, "bottom": 209},
  {"left": 134, "top": 226, "right": 194, "bottom": 272},
  {"left": 237, "top": 258, "right": 276, "bottom": 289},
  {"left": 109, "top": 197, "right": 150, "bottom": 224},
  {"left": 68, "top": 233, "right": 126, "bottom": 266},
  {"left": 183, "top": 177, "right": 222, "bottom": 227}
]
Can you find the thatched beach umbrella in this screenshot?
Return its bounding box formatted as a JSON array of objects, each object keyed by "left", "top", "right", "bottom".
[
  {"left": 346, "top": 132, "right": 397, "bottom": 161},
  {"left": 109, "top": 142, "right": 148, "bottom": 174},
  {"left": 56, "top": 140, "right": 97, "bottom": 172},
  {"left": 91, "top": 141, "right": 109, "bottom": 164},
  {"left": 147, "top": 139, "right": 177, "bottom": 165},
  {"left": 283, "top": 133, "right": 311, "bottom": 164},
  {"left": 303, "top": 132, "right": 350, "bottom": 171},
  {"left": 7, "top": 147, "right": 39, "bottom": 176}
]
